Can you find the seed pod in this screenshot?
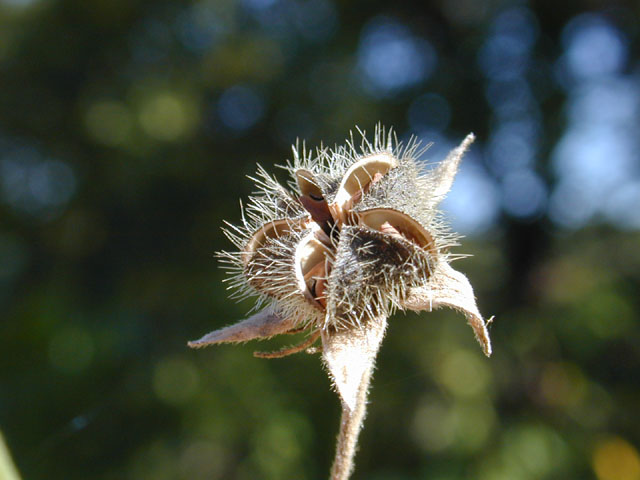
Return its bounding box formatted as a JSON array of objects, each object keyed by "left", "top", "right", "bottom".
[
  {"left": 189, "top": 126, "right": 493, "bottom": 480},
  {"left": 200, "top": 126, "right": 491, "bottom": 357}
]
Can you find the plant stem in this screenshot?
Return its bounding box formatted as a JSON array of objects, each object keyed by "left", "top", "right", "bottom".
[{"left": 329, "top": 363, "right": 374, "bottom": 480}]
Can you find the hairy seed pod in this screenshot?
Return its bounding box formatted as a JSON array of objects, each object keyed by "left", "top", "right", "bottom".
[
  {"left": 208, "top": 125, "right": 491, "bottom": 355},
  {"left": 189, "top": 126, "right": 494, "bottom": 480}
]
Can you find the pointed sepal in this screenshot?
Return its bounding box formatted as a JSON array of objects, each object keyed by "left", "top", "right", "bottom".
[
  {"left": 188, "top": 309, "right": 298, "bottom": 348},
  {"left": 321, "top": 317, "right": 388, "bottom": 411},
  {"left": 400, "top": 261, "right": 492, "bottom": 356},
  {"left": 428, "top": 133, "right": 475, "bottom": 207}
]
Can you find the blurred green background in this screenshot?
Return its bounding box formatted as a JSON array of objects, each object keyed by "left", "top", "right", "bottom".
[{"left": 1, "top": 0, "right": 640, "bottom": 479}]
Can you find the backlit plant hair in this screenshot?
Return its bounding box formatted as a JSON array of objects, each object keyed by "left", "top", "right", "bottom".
[{"left": 189, "top": 125, "right": 493, "bottom": 480}]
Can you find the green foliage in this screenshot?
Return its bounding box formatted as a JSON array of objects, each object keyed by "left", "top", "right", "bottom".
[{"left": 1, "top": 1, "right": 639, "bottom": 479}]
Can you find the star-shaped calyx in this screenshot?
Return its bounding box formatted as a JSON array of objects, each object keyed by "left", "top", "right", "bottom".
[{"left": 189, "top": 127, "right": 492, "bottom": 414}]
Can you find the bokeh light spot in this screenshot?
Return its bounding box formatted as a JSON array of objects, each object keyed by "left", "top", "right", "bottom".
[
  {"left": 593, "top": 436, "right": 640, "bottom": 480},
  {"left": 358, "top": 17, "right": 436, "bottom": 97},
  {"left": 478, "top": 34, "right": 528, "bottom": 82},
  {"left": 502, "top": 424, "right": 570, "bottom": 477},
  {"left": 138, "top": 92, "right": 199, "bottom": 142},
  {"left": 605, "top": 181, "right": 640, "bottom": 230},
  {"left": 441, "top": 161, "right": 500, "bottom": 235},
  {"left": 436, "top": 348, "right": 491, "bottom": 398},
  {"left": 550, "top": 123, "right": 637, "bottom": 229},
  {"left": 548, "top": 178, "right": 594, "bottom": 229},
  {"left": 251, "top": 412, "right": 310, "bottom": 478},
  {"left": 411, "top": 398, "right": 454, "bottom": 452},
  {"left": 411, "top": 396, "right": 495, "bottom": 454},
  {"left": 561, "top": 14, "right": 628, "bottom": 80},
  {"left": 478, "top": 7, "right": 537, "bottom": 82},
  {"left": 217, "top": 85, "right": 265, "bottom": 132},
  {"left": 553, "top": 127, "right": 635, "bottom": 193},
  {"left": 451, "top": 400, "right": 496, "bottom": 452},
  {"left": 486, "top": 119, "right": 538, "bottom": 176},
  {"left": 568, "top": 78, "right": 638, "bottom": 126},
  {"left": 0, "top": 150, "right": 76, "bottom": 219},
  {"left": 501, "top": 169, "right": 547, "bottom": 219},
  {"left": 492, "top": 7, "right": 538, "bottom": 50}
]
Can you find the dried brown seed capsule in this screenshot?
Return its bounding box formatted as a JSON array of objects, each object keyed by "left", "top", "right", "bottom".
[
  {"left": 190, "top": 127, "right": 493, "bottom": 480},
  {"left": 196, "top": 127, "right": 491, "bottom": 358}
]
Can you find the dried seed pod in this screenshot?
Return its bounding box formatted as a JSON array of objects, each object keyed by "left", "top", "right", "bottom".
[
  {"left": 200, "top": 126, "right": 491, "bottom": 357},
  {"left": 190, "top": 126, "right": 493, "bottom": 480}
]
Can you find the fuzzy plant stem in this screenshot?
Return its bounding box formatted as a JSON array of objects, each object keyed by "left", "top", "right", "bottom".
[{"left": 329, "top": 363, "right": 374, "bottom": 480}]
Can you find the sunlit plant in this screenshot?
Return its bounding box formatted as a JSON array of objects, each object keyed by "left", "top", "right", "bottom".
[{"left": 189, "top": 126, "right": 493, "bottom": 480}]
